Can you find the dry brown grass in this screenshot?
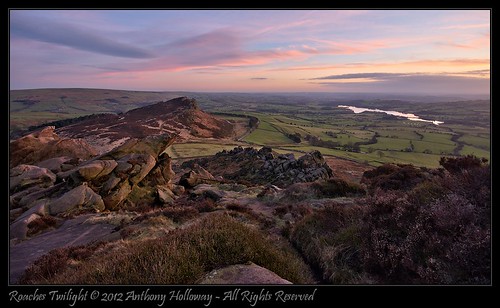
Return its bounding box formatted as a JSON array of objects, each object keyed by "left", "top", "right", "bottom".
[
  {"left": 21, "top": 213, "right": 314, "bottom": 284},
  {"left": 26, "top": 216, "right": 58, "bottom": 237},
  {"left": 290, "top": 203, "right": 365, "bottom": 284}
]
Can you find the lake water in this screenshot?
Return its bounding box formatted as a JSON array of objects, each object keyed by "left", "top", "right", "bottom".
[{"left": 338, "top": 105, "right": 444, "bottom": 125}]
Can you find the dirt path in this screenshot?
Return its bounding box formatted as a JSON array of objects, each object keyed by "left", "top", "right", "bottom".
[{"left": 9, "top": 214, "right": 118, "bottom": 284}]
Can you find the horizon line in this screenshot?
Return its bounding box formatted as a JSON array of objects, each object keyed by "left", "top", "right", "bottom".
[{"left": 9, "top": 87, "right": 491, "bottom": 97}]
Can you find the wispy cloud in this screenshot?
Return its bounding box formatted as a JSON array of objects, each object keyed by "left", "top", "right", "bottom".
[
  {"left": 269, "top": 58, "right": 490, "bottom": 72},
  {"left": 441, "top": 23, "right": 490, "bottom": 30},
  {"left": 9, "top": 10, "right": 491, "bottom": 93},
  {"left": 311, "top": 72, "right": 489, "bottom": 95},
  {"left": 312, "top": 72, "right": 405, "bottom": 80},
  {"left": 458, "top": 69, "right": 490, "bottom": 76},
  {"left": 311, "top": 70, "right": 489, "bottom": 81},
  {"left": 10, "top": 14, "right": 153, "bottom": 58},
  {"left": 98, "top": 29, "right": 334, "bottom": 73}
]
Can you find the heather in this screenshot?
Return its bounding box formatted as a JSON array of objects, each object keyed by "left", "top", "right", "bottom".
[{"left": 291, "top": 155, "right": 490, "bottom": 284}]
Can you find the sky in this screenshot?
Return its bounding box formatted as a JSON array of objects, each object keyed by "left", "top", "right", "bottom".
[{"left": 9, "top": 10, "right": 490, "bottom": 95}]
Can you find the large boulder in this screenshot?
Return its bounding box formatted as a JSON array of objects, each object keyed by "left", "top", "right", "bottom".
[
  {"left": 190, "top": 184, "right": 225, "bottom": 202},
  {"left": 169, "top": 184, "right": 185, "bottom": 196},
  {"left": 10, "top": 201, "right": 50, "bottom": 240},
  {"left": 101, "top": 174, "right": 122, "bottom": 195},
  {"left": 57, "top": 159, "right": 118, "bottom": 184},
  {"left": 144, "top": 153, "right": 175, "bottom": 186},
  {"left": 156, "top": 185, "right": 175, "bottom": 205},
  {"left": 49, "top": 184, "right": 105, "bottom": 215},
  {"left": 10, "top": 165, "right": 56, "bottom": 192},
  {"left": 179, "top": 165, "right": 216, "bottom": 188},
  {"left": 10, "top": 130, "right": 178, "bottom": 214},
  {"left": 103, "top": 181, "right": 132, "bottom": 210},
  {"left": 15, "top": 182, "right": 65, "bottom": 209},
  {"left": 10, "top": 126, "right": 97, "bottom": 168},
  {"left": 102, "top": 135, "right": 175, "bottom": 160},
  {"left": 36, "top": 156, "right": 81, "bottom": 174},
  {"left": 197, "top": 262, "right": 292, "bottom": 284},
  {"left": 77, "top": 160, "right": 118, "bottom": 181},
  {"left": 298, "top": 150, "right": 325, "bottom": 168},
  {"left": 117, "top": 154, "right": 156, "bottom": 185}
]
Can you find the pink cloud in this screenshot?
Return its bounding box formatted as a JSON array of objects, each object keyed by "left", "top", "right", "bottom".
[
  {"left": 79, "top": 28, "right": 456, "bottom": 77},
  {"left": 268, "top": 58, "right": 490, "bottom": 72},
  {"left": 312, "top": 73, "right": 489, "bottom": 95},
  {"left": 437, "top": 32, "right": 490, "bottom": 51},
  {"left": 441, "top": 23, "right": 490, "bottom": 30}
]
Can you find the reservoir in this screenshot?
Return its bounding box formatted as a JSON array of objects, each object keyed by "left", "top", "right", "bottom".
[{"left": 338, "top": 105, "right": 444, "bottom": 125}]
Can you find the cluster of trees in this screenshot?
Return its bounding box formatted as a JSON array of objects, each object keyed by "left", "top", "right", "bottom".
[
  {"left": 324, "top": 131, "right": 338, "bottom": 138},
  {"left": 304, "top": 134, "right": 339, "bottom": 149},
  {"left": 303, "top": 131, "right": 380, "bottom": 154},
  {"left": 403, "top": 140, "right": 415, "bottom": 152},
  {"left": 286, "top": 132, "right": 302, "bottom": 143}
]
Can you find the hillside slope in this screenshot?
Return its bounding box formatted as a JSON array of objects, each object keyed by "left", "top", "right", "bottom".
[{"left": 55, "top": 97, "right": 235, "bottom": 153}]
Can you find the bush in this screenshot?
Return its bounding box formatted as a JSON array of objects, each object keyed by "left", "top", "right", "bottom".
[
  {"left": 440, "top": 161, "right": 490, "bottom": 209},
  {"left": 313, "top": 178, "right": 366, "bottom": 198},
  {"left": 194, "top": 199, "right": 218, "bottom": 212},
  {"left": 21, "top": 213, "right": 314, "bottom": 284},
  {"left": 280, "top": 178, "right": 365, "bottom": 202},
  {"left": 226, "top": 203, "right": 251, "bottom": 214},
  {"left": 175, "top": 194, "right": 228, "bottom": 214},
  {"left": 361, "top": 163, "right": 432, "bottom": 192},
  {"left": 273, "top": 203, "right": 312, "bottom": 220},
  {"left": 20, "top": 242, "right": 106, "bottom": 284},
  {"left": 439, "top": 155, "right": 488, "bottom": 174},
  {"left": 407, "top": 179, "right": 447, "bottom": 206},
  {"left": 286, "top": 133, "right": 302, "bottom": 143},
  {"left": 159, "top": 207, "right": 199, "bottom": 223},
  {"left": 361, "top": 189, "right": 490, "bottom": 284},
  {"left": 291, "top": 203, "right": 365, "bottom": 284},
  {"left": 280, "top": 183, "right": 317, "bottom": 201},
  {"left": 290, "top": 154, "right": 491, "bottom": 284}
]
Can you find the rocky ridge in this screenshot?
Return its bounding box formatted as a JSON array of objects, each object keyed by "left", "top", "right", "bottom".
[
  {"left": 9, "top": 126, "right": 96, "bottom": 168},
  {"left": 10, "top": 130, "right": 179, "bottom": 240},
  {"left": 55, "top": 97, "right": 235, "bottom": 153},
  {"left": 181, "top": 146, "right": 334, "bottom": 188},
  {"left": 9, "top": 101, "right": 337, "bottom": 285}
]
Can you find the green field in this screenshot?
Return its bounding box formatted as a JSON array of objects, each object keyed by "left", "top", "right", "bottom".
[
  {"left": 412, "top": 140, "right": 455, "bottom": 155},
  {"left": 244, "top": 128, "right": 292, "bottom": 145},
  {"left": 458, "top": 135, "right": 490, "bottom": 150},
  {"left": 10, "top": 89, "right": 490, "bottom": 168},
  {"left": 165, "top": 142, "right": 244, "bottom": 159},
  {"left": 239, "top": 100, "right": 489, "bottom": 167},
  {"left": 460, "top": 145, "right": 491, "bottom": 159}
]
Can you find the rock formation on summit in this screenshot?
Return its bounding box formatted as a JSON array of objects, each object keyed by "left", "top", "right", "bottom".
[
  {"left": 9, "top": 97, "right": 236, "bottom": 243},
  {"left": 55, "top": 97, "right": 235, "bottom": 153},
  {"left": 182, "top": 146, "right": 334, "bottom": 187},
  {"left": 9, "top": 126, "right": 96, "bottom": 168}
]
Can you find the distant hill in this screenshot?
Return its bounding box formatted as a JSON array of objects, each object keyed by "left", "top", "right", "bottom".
[
  {"left": 10, "top": 88, "right": 489, "bottom": 134},
  {"left": 54, "top": 97, "right": 235, "bottom": 154},
  {"left": 10, "top": 88, "right": 186, "bottom": 132}
]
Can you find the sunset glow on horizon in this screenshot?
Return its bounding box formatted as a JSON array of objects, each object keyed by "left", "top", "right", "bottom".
[{"left": 10, "top": 10, "right": 490, "bottom": 95}]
